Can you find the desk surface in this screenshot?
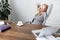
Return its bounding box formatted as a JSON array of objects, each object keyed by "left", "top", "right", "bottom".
[{"left": 0, "top": 22, "right": 47, "bottom": 40}]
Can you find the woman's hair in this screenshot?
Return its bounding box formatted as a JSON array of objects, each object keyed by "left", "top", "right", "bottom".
[
  {"left": 43, "top": 4, "right": 48, "bottom": 12},
  {"left": 38, "top": 4, "right": 48, "bottom": 12},
  {"left": 36, "top": 4, "right": 48, "bottom": 15}
]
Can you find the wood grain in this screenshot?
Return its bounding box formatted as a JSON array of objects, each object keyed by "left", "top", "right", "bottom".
[{"left": 0, "top": 22, "right": 47, "bottom": 40}]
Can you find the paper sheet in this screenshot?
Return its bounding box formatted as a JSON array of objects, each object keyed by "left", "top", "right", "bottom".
[
  {"left": 36, "top": 37, "right": 48, "bottom": 40},
  {"left": 36, "top": 35, "right": 58, "bottom": 40},
  {"left": 0, "top": 21, "right": 4, "bottom": 25}
]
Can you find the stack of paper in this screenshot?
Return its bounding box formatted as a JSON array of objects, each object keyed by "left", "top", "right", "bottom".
[
  {"left": 32, "top": 27, "right": 60, "bottom": 40},
  {"left": 36, "top": 37, "right": 48, "bottom": 40},
  {"left": 36, "top": 35, "right": 58, "bottom": 40},
  {"left": 56, "top": 37, "right": 60, "bottom": 40},
  {"left": 0, "top": 21, "right": 5, "bottom": 25}
]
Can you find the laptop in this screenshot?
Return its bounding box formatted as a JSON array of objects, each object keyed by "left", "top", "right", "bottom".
[
  {"left": 32, "top": 27, "right": 60, "bottom": 37},
  {"left": 32, "top": 29, "right": 41, "bottom": 37}
]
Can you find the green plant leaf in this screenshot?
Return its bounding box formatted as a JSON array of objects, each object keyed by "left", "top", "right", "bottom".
[{"left": 0, "top": 0, "right": 11, "bottom": 20}]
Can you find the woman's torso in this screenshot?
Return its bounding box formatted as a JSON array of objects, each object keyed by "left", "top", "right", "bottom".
[{"left": 32, "top": 12, "right": 46, "bottom": 24}]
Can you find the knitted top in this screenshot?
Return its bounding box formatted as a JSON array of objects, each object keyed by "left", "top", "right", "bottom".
[{"left": 32, "top": 12, "right": 48, "bottom": 25}]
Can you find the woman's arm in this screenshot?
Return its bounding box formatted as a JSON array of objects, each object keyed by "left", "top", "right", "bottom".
[
  {"left": 43, "top": 4, "right": 53, "bottom": 25},
  {"left": 46, "top": 4, "right": 53, "bottom": 17}
]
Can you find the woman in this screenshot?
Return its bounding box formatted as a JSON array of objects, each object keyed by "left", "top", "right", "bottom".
[{"left": 32, "top": 4, "right": 48, "bottom": 25}]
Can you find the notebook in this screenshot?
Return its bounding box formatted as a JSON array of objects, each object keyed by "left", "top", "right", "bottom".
[{"left": 0, "top": 25, "right": 10, "bottom": 32}]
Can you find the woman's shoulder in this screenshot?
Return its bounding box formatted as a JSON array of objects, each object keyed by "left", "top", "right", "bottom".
[
  {"left": 35, "top": 13, "right": 41, "bottom": 16},
  {"left": 35, "top": 13, "right": 38, "bottom": 16},
  {"left": 35, "top": 12, "right": 47, "bottom": 16}
]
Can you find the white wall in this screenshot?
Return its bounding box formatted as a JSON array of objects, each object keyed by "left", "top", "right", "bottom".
[
  {"left": 10, "top": 0, "right": 37, "bottom": 23},
  {"left": 10, "top": 0, "right": 60, "bottom": 26},
  {"left": 0, "top": 0, "right": 1, "bottom": 2}
]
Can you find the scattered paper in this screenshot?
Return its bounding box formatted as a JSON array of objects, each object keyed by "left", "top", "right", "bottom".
[
  {"left": 0, "top": 21, "right": 4, "bottom": 25},
  {"left": 36, "top": 37, "right": 48, "bottom": 40}
]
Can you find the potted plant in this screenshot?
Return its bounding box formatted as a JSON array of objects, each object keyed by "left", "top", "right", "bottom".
[{"left": 0, "top": 0, "right": 11, "bottom": 20}]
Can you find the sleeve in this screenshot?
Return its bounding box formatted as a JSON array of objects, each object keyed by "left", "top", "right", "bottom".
[
  {"left": 42, "top": 12, "right": 48, "bottom": 25},
  {"left": 46, "top": 4, "right": 53, "bottom": 17},
  {"left": 31, "top": 18, "right": 34, "bottom": 23},
  {"left": 31, "top": 14, "right": 37, "bottom": 23}
]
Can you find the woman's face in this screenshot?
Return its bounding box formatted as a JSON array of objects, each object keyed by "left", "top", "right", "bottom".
[{"left": 39, "top": 5, "right": 48, "bottom": 12}]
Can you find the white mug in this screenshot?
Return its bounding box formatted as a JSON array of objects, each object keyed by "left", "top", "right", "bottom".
[{"left": 17, "top": 21, "right": 23, "bottom": 26}]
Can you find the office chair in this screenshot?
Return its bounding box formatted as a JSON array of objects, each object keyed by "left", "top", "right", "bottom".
[{"left": 25, "top": 3, "right": 53, "bottom": 24}]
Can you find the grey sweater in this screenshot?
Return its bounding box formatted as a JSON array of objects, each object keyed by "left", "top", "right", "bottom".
[{"left": 32, "top": 12, "right": 48, "bottom": 25}]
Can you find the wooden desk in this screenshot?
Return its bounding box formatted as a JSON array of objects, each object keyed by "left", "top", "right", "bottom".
[{"left": 0, "top": 23, "right": 47, "bottom": 40}]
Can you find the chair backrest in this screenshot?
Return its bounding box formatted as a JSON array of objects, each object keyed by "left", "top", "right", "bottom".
[{"left": 43, "top": 4, "right": 53, "bottom": 25}]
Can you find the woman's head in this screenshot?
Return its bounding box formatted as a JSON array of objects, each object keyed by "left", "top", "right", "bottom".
[{"left": 38, "top": 4, "right": 48, "bottom": 12}]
